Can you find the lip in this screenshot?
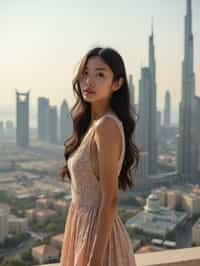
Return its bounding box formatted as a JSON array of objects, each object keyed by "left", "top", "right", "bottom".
[{"left": 83, "top": 89, "right": 95, "bottom": 94}]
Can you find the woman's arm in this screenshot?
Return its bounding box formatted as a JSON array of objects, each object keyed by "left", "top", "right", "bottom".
[{"left": 89, "top": 116, "right": 123, "bottom": 264}]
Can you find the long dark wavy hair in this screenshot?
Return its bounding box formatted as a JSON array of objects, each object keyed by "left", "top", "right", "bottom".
[{"left": 60, "top": 46, "right": 140, "bottom": 191}]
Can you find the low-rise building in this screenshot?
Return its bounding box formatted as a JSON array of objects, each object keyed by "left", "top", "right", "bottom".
[
  {"left": 36, "top": 198, "right": 54, "bottom": 209},
  {"left": 153, "top": 187, "right": 168, "bottom": 206},
  {"left": 50, "top": 233, "right": 64, "bottom": 250},
  {"left": 182, "top": 193, "right": 200, "bottom": 215},
  {"left": 26, "top": 208, "right": 36, "bottom": 222},
  {"left": 32, "top": 244, "right": 59, "bottom": 264},
  {"left": 167, "top": 190, "right": 182, "bottom": 209},
  {"left": 26, "top": 208, "right": 57, "bottom": 225},
  {"left": 53, "top": 199, "right": 69, "bottom": 216},
  {"left": 35, "top": 209, "right": 57, "bottom": 225},
  {"left": 8, "top": 215, "right": 28, "bottom": 234},
  {"left": 126, "top": 193, "right": 187, "bottom": 238},
  {"left": 0, "top": 203, "right": 10, "bottom": 243},
  {"left": 153, "top": 188, "right": 182, "bottom": 210}
]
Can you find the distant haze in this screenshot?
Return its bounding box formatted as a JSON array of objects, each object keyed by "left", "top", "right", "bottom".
[{"left": 0, "top": 0, "right": 199, "bottom": 127}]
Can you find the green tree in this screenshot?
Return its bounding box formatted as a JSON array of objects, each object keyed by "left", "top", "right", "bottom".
[
  {"left": 20, "top": 250, "right": 33, "bottom": 261},
  {"left": 165, "top": 227, "right": 175, "bottom": 240},
  {"left": 46, "top": 222, "right": 57, "bottom": 233},
  {"left": 1, "top": 257, "right": 26, "bottom": 266}
]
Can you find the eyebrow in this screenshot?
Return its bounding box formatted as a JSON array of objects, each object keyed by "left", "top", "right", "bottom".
[{"left": 85, "top": 67, "right": 107, "bottom": 71}]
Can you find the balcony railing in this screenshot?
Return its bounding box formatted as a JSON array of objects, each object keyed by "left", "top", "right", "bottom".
[{"left": 37, "top": 246, "right": 200, "bottom": 266}]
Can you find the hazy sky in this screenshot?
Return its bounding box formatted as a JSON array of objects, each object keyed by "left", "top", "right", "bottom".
[{"left": 0, "top": 0, "right": 199, "bottom": 125}]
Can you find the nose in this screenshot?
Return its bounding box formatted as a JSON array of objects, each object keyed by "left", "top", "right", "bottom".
[{"left": 85, "top": 75, "right": 95, "bottom": 87}]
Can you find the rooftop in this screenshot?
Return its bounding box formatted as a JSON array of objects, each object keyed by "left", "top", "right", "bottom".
[
  {"left": 50, "top": 233, "right": 64, "bottom": 242},
  {"left": 125, "top": 208, "right": 187, "bottom": 237},
  {"left": 32, "top": 244, "right": 59, "bottom": 256}
]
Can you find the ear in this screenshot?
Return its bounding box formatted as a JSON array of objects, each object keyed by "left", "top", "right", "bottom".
[{"left": 112, "top": 77, "right": 124, "bottom": 92}]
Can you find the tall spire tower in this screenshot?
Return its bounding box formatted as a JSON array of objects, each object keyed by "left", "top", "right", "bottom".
[
  {"left": 183, "top": 0, "right": 194, "bottom": 100},
  {"left": 177, "top": 0, "right": 195, "bottom": 180},
  {"left": 137, "top": 20, "right": 158, "bottom": 176},
  {"left": 148, "top": 18, "right": 158, "bottom": 174}
]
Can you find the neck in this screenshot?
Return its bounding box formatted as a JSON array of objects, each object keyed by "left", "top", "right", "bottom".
[{"left": 90, "top": 106, "right": 113, "bottom": 122}]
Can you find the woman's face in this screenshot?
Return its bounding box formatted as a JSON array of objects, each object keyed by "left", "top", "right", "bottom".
[{"left": 79, "top": 56, "right": 115, "bottom": 102}]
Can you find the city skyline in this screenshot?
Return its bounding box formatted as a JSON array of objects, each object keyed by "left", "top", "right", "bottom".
[{"left": 0, "top": 0, "right": 199, "bottom": 126}]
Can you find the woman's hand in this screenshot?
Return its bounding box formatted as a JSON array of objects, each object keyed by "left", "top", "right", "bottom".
[{"left": 58, "top": 165, "right": 67, "bottom": 182}]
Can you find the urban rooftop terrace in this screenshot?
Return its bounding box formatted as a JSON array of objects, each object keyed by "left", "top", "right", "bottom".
[{"left": 37, "top": 246, "right": 200, "bottom": 266}]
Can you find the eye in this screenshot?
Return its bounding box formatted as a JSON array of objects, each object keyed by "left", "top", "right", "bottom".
[
  {"left": 97, "top": 72, "right": 104, "bottom": 77},
  {"left": 83, "top": 70, "right": 88, "bottom": 76}
]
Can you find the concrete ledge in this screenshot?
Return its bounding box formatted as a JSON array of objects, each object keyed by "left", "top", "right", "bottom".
[
  {"left": 135, "top": 246, "right": 200, "bottom": 266},
  {"left": 38, "top": 246, "right": 200, "bottom": 266},
  {"left": 35, "top": 264, "right": 58, "bottom": 266}
]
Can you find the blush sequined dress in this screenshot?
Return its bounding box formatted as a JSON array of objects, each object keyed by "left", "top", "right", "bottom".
[{"left": 60, "top": 112, "right": 137, "bottom": 266}]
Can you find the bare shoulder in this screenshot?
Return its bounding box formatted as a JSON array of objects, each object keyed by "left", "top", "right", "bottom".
[{"left": 94, "top": 115, "right": 122, "bottom": 149}]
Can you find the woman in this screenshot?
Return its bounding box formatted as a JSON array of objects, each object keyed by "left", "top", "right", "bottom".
[{"left": 59, "top": 46, "right": 139, "bottom": 266}]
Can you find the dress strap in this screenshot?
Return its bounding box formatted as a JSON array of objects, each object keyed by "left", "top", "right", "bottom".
[{"left": 92, "top": 113, "right": 125, "bottom": 168}]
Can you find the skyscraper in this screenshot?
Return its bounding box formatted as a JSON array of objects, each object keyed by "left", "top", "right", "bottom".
[
  {"left": 164, "top": 90, "right": 171, "bottom": 127},
  {"left": 177, "top": 0, "right": 196, "bottom": 180},
  {"left": 191, "top": 96, "right": 200, "bottom": 177},
  {"left": 148, "top": 23, "right": 158, "bottom": 174},
  {"left": 37, "top": 97, "right": 49, "bottom": 141},
  {"left": 16, "top": 90, "right": 30, "bottom": 148},
  {"left": 157, "top": 110, "right": 161, "bottom": 139},
  {"left": 136, "top": 23, "right": 158, "bottom": 175},
  {"left": 59, "top": 100, "right": 71, "bottom": 145},
  {"left": 47, "top": 106, "right": 58, "bottom": 144},
  {"left": 137, "top": 67, "right": 151, "bottom": 154},
  {"left": 129, "top": 74, "right": 135, "bottom": 107},
  {"left": 136, "top": 67, "right": 150, "bottom": 179}
]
